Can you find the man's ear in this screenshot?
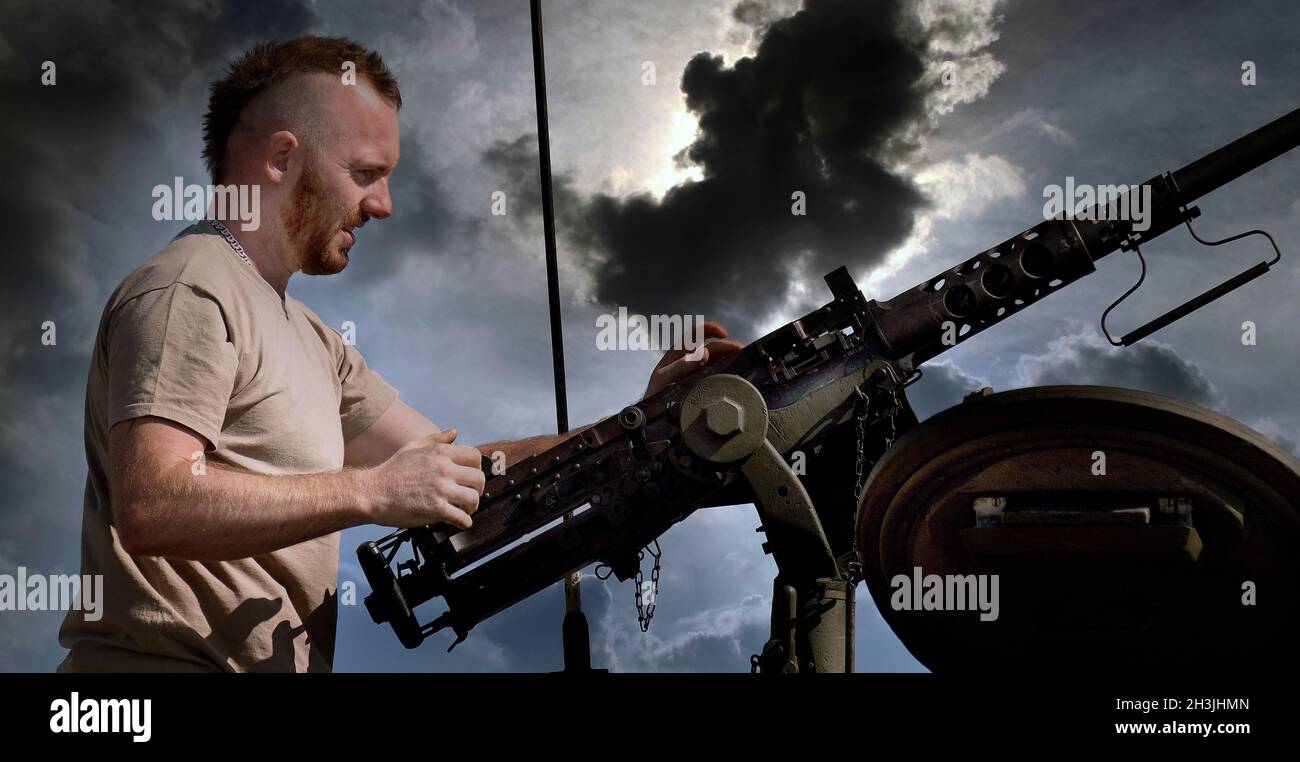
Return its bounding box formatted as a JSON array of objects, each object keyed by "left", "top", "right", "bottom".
[{"left": 264, "top": 130, "right": 300, "bottom": 184}]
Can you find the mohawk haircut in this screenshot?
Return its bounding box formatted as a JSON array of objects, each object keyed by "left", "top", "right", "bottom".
[{"left": 202, "top": 35, "right": 401, "bottom": 183}]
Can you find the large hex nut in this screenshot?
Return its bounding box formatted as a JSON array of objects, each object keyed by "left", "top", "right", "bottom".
[
  {"left": 705, "top": 398, "right": 744, "bottom": 436},
  {"left": 679, "top": 374, "right": 769, "bottom": 465}
]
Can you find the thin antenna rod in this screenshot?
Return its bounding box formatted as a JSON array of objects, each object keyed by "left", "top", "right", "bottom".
[
  {"left": 529, "top": 0, "right": 594, "bottom": 672},
  {"left": 529, "top": 0, "right": 569, "bottom": 436}
]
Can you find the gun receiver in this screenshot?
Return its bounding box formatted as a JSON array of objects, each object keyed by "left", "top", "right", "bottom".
[{"left": 359, "top": 106, "right": 1299, "bottom": 653}]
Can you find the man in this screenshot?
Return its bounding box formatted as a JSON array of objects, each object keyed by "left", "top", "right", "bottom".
[{"left": 58, "top": 36, "right": 740, "bottom": 672}]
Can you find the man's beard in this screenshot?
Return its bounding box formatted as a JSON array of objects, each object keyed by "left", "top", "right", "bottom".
[{"left": 283, "top": 163, "right": 357, "bottom": 276}]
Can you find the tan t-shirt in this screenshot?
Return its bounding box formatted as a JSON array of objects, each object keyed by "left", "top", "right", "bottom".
[{"left": 57, "top": 223, "right": 398, "bottom": 672}]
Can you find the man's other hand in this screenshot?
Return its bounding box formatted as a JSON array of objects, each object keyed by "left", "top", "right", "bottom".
[{"left": 643, "top": 321, "right": 744, "bottom": 398}]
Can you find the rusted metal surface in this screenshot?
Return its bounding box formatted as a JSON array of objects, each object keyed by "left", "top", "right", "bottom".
[{"left": 855, "top": 386, "right": 1300, "bottom": 672}]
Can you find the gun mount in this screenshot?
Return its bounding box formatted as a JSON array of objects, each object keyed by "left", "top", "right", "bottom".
[{"left": 359, "top": 106, "right": 1300, "bottom": 671}]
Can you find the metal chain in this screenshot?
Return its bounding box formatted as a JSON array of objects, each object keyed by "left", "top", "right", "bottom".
[
  {"left": 853, "top": 384, "right": 901, "bottom": 502},
  {"left": 847, "top": 559, "right": 864, "bottom": 586},
  {"left": 634, "top": 539, "right": 662, "bottom": 632},
  {"left": 853, "top": 387, "right": 871, "bottom": 501},
  {"left": 884, "top": 387, "right": 899, "bottom": 451}
]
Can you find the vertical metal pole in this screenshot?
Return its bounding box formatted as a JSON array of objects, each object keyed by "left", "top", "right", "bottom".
[
  {"left": 846, "top": 577, "right": 856, "bottom": 673},
  {"left": 529, "top": 0, "right": 593, "bottom": 672}
]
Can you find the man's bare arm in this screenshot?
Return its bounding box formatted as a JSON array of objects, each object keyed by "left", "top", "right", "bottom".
[
  {"left": 341, "top": 322, "right": 742, "bottom": 478},
  {"left": 346, "top": 395, "right": 589, "bottom": 469},
  {"left": 475, "top": 424, "right": 597, "bottom": 470},
  {"left": 112, "top": 416, "right": 484, "bottom": 561},
  {"left": 344, "top": 398, "right": 441, "bottom": 467},
  {"left": 474, "top": 324, "right": 743, "bottom": 467},
  {"left": 346, "top": 394, "right": 593, "bottom": 473}
]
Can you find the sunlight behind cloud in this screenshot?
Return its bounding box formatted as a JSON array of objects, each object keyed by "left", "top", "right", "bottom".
[{"left": 645, "top": 109, "right": 705, "bottom": 199}]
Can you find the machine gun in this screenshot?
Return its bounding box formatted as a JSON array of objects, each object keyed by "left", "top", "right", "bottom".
[{"left": 358, "top": 106, "right": 1300, "bottom": 671}]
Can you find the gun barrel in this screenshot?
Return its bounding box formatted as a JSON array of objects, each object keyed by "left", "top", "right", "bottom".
[
  {"left": 1173, "top": 106, "right": 1300, "bottom": 202},
  {"left": 870, "top": 107, "right": 1300, "bottom": 366}
]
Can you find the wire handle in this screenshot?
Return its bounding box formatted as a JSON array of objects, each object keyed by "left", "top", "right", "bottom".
[{"left": 1101, "top": 210, "right": 1282, "bottom": 347}]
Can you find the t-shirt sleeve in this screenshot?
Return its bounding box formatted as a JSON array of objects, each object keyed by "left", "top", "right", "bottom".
[
  {"left": 332, "top": 337, "right": 399, "bottom": 442},
  {"left": 106, "top": 284, "right": 239, "bottom": 451}
]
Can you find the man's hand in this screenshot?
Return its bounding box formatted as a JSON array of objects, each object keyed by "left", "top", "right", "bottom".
[
  {"left": 643, "top": 321, "right": 744, "bottom": 398},
  {"left": 368, "top": 428, "right": 485, "bottom": 530}
]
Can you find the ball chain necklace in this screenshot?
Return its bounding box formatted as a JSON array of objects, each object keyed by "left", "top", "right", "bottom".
[{"left": 207, "top": 219, "right": 257, "bottom": 271}]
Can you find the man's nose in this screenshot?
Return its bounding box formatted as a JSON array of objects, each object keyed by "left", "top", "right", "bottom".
[{"left": 362, "top": 177, "right": 393, "bottom": 220}]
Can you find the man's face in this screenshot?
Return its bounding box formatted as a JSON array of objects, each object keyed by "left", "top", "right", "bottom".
[{"left": 282, "top": 80, "right": 400, "bottom": 276}]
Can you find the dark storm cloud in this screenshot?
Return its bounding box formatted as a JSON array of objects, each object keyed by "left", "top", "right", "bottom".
[
  {"left": 481, "top": 133, "right": 587, "bottom": 244},
  {"left": 1016, "top": 329, "right": 1223, "bottom": 409},
  {"left": 0, "top": 0, "right": 317, "bottom": 374},
  {"left": 486, "top": 0, "right": 1001, "bottom": 337}
]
